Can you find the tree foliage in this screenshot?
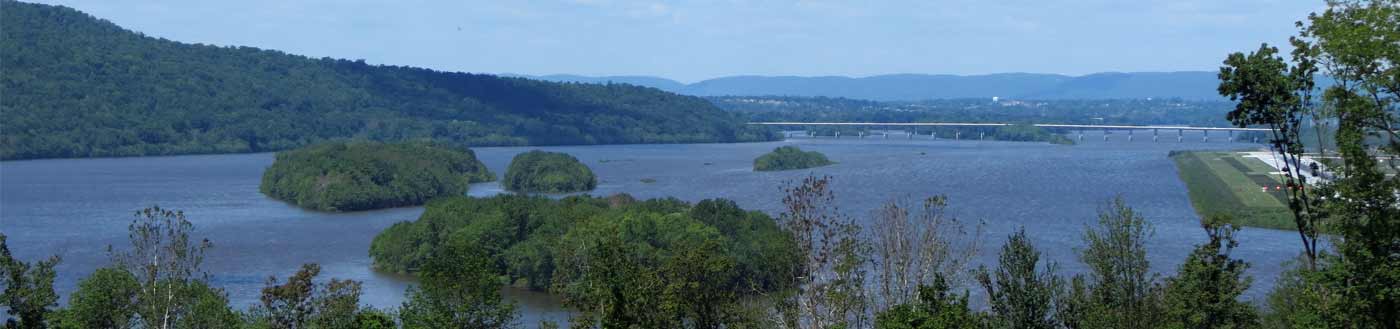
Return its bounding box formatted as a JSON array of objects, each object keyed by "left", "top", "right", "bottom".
[
  {"left": 260, "top": 141, "right": 494, "bottom": 211},
  {"left": 754, "top": 146, "right": 834, "bottom": 172},
  {"left": 0, "top": 234, "right": 61, "bottom": 329},
  {"left": 976, "top": 229, "right": 1060, "bottom": 329},
  {"left": 1161, "top": 217, "right": 1259, "bottom": 329},
  {"left": 502, "top": 151, "right": 597, "bottom": 193}
]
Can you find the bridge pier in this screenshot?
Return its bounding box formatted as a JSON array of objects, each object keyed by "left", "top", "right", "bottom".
[
  {"left": 979, "top": 132, "right": 984, "bottom": 141},
  {"left": 835, "top": 132, "right": 840, "bottom": 139},
  {"left": 955, "top": 131, "right": 961, "bottom": 140},
  {"left": 1104, "top": 130, "right": 1109, "bottom": 141},
  {"left": 1202, "top": 130, "right": 1209, "bottom": 142},
  {"left": 1153, "top": 129, "right": 1158, "bottom": 142},
  {"left": 1078, "top": 130, "right": 1084, "bottom": 141},
  {"left": 1228, "top": 130, "right": 1234, "bottom": 142},
  {"left": 1178, "top": 129, "right": 1183, "bottom": 142},
  {"left": 1128, "top": 130, "right": 1134, "bottom": 142}
]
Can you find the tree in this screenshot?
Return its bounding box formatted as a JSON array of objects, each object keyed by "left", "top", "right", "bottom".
[
  {"left": 0, "top": 233, "right": 61, "bottom": 329},
  {"left": 976, "top": 229, "right": 1060, "bottom": 329},
  {"left": 1060, "top": 198, "right": 1165, "bottom": 328},
  {"left": 60, "top": 267, "right": 140, "bottom": 329},
  {"left": 1225, "top": 1, "right": 1400, "bottom": 326},
  {"left": 1161, "top": 217, "right": 1259, "bottom": 329},
  {"left": 771, "top": 175, "right": 871, "bottom": 329},
  {"left": 400, "top": 241, "right": 517, "bottom": 329},
  {"left": 871, "top": 195, "right": 981, "bottom": 312},
  {"left": 108, "top": 206, "right": 217, "bottom": 329},
  {"left": 254, "top": 263, "right": 367, "bottom": 329},
  {"left": 659, "top": 239, "right": 745, "bottom": 329},
  {"left": 1219, "top": 42, "right": 1324, "bottom": 270}
]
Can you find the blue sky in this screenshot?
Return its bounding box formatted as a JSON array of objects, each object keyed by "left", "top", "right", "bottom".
[{"left": 33, "top": 0, "right": 1321, "bottom": 82}]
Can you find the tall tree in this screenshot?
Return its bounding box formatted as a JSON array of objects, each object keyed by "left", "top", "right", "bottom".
[
  {"left": 108, "top": 206, "right": 217, "bottom": 329},
  {"left": 1161, "top": 217, "right": 1259, "bottom": 329},
  {"left": 977, "top": 229, "right": 1060, "bottom": 329},
  {"left": 1219, "top": 42, "right": 1325, "bottom": 270},
  {"left": 1225, "top": 1, "right": 1400, "bottom": 326},
  {"left": 870, "top": 196, "right": 981, "bottom": 312},
  {"left": 1060, "top": 197, "right": 1165, "bottom": 329},
  {"left": 771, "top": 175, "right": 871, "bottom": 329}
]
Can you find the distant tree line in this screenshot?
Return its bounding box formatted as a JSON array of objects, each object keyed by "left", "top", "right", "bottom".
[
  {"left": 259, "top": 141, "right": 495, "bottom": 212},
  {"left": 0, "top": 1, "right": 775, "bottom": 161},
  {"left": 714, "top": 96, "right": 1245, "bottom": 127}
]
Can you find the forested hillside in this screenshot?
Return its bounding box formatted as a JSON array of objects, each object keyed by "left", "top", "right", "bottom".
[{"left": 0, "top": 1, "right": 773, "bottom": 160}]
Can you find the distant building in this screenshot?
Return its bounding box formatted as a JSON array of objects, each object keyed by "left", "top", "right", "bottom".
[{"left": 992, "top": 96, "right": 999, "bottom": 103}]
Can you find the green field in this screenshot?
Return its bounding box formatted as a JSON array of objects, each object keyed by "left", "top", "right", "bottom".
[{"left": 1171, "top": 151, "right": 1295, "bottom": 230}]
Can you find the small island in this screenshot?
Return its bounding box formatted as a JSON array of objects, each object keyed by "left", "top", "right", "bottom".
[
  {"left": 503, "top": 150, "right": 598, "bottom": 193},
  {"left": 754, "top": 146, "right": 834, "bottom": 171},
  {"left": 260, "top": 141, "right": 495, "bottom": 212}
]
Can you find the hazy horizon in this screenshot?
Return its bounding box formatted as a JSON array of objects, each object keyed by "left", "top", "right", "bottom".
[{"left": 27, "top": 0, "right": 1319, "bottom": 83}]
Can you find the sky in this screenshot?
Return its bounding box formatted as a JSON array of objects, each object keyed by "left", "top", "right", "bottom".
[{"left": 30, "top": 0, "right": 1322, "bottom": 83}]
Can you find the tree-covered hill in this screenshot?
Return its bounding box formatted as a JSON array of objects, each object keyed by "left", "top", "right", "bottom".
[{"left": 0, "top": 0, "right": 774, "bottom": 160}]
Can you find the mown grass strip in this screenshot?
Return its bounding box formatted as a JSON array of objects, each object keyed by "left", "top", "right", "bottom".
[{"left": 1171, "top": 151, "right": 1295, "bottom": 231}]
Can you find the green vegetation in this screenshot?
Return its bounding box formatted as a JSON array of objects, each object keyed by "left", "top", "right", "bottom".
[
  {"left": 990, "top": 124, "right": 1075, "bottom": 145},
  {"left": 502, "top": 151, "right": 597, "bottom": 193},
  {"left": 1169, "top": 151, "right": 1292, "bottom": 230},
  {"left": 260, "top": 141, "right": 494, "bottom": 212},
  {"left": 754, "top": 146, "right": 834, "bottom": 171},
  {"left": 368, "top": 195, "right": 799, "bottom": 293},
  {"left": 1216, "top": 1, "right": 1400, "bottom": 325},
  {"left": 715, "top": 96, "right": 1244, "bottom": 127},
  {"left": 0, "top": 1, "right": 775, "bottom": 161}
]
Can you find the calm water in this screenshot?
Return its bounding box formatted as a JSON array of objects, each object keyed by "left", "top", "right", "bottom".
[{"left": 0, "top": 132, "right": 1304, "bottom": 326}]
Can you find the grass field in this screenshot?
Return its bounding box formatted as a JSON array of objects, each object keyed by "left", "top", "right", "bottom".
[{"left": 1171, "top": 151, "right": 1295, "bottom": 230}]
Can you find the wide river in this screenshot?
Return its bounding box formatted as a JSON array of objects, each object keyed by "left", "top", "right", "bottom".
[{"left": 1, "top": 132, "right": 1304, "bottom": 325}]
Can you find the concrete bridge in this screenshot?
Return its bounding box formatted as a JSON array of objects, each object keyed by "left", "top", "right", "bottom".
[{"left": 746, "top": 122, "right": 1272, "bottom": 143}]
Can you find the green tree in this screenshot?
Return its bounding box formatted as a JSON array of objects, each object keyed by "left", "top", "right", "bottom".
[
  {"left": 874, "top": 274, "right": 982, "bottom": 329},
  {"left": 0, "top": 234, "right": 61, "bottom": 329},
  {"left": 1223, "top": 1, "right": 1400, "bottom": 326},
  {"left": 1161, "top": 217, "right": 1259, "bottom": 329},
  {"left": 253, "top": 263, "right": 367, "bottom": 329},
  {"left": 400, "top": 241, "right": 518, "bottom": 329},
  {"left": 108, "top": 207, "right": 221, "bottom": 329},
  {"left": 976, "top": 229, "right": 1060, "bottom": 329},
  {"left": 1060, "top": 198, "right": 1165, "bottom": 329},
  {"left": 60, "top": 267, "right": 140, "bottom": 329}
]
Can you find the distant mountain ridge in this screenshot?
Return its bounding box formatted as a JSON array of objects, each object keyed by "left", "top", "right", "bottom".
[{"left": 517, "top": 71, "right": 1228, "bottom": 101}]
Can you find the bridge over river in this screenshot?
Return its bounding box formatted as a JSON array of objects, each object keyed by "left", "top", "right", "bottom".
[{"left": 747, "top": 122, "right": 1272, "bottom": 143}]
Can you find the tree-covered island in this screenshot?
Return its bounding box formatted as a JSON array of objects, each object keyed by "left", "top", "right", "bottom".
[
  {"left": 753, "top": 146, "right": 834, "bottom": 171},
  {"left": 502, "top": 150, "right": 598, "bottom": 193},
  {"left": 259, "top": 141, "right": 494, "bottom": 212}
]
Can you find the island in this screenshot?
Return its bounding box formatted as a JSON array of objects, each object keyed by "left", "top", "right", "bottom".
[
  {"left": 502, "top": 150, "right": 598, "bottom": 193},
  {"left": 259, "top": 141, "right": 494, "bottom": 212},
  {"left": 753, "top": 146, "right": 834, "bottom": 171}
]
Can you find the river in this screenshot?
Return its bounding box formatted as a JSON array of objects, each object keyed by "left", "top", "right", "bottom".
[{"left": 0, "top": 131, "right": 1305, "bottom": 326}]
